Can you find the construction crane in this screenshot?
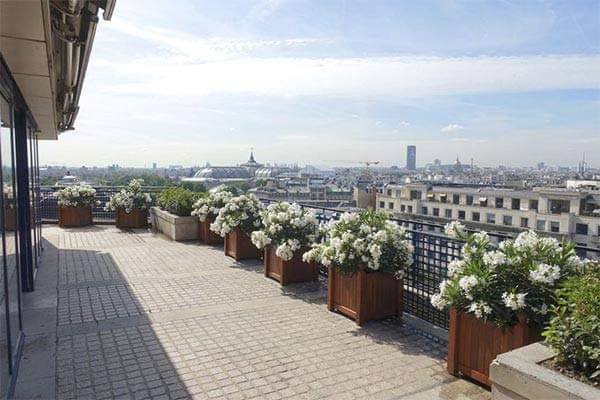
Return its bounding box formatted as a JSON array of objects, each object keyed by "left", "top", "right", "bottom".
[{"left": 323, "top": 160, "right": 380, "bottom": 168}]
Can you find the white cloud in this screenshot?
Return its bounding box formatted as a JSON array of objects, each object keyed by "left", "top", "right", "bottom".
[
  {"left": 96, "top": 54, "right": 600, "bottom": 100},
  {"left": 399, "top": 121, "right": 411, "bottom": 127},
  {"left": 441, "top": 124, "right": 464, "bottom": 133}
]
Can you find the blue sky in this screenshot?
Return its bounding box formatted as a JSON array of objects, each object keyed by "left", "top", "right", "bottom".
[{"left": 40, "top": 0, "right": 600, "bottom": 168}]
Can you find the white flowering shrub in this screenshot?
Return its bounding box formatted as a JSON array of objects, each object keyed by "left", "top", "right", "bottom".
[
  {"left": 191, "top": 186, "right": 234, "bottom": 221},
  {"left": 432, "top": 221, "right": 587, "bottom": 327},
  {"left": 3, "top": 185, "right": 14, "bottom": 209},
  {"left": 56, "top": 184, "right": 98, "bottom": 208},
  {"left": 210, "top": 194, "right": 263, "bottom": 237},
  {"left": 105, "top": 179, "right": 153, "bottom": 213},
  {"left": 250, "top": 202, "right": 319, "bottom": 261},
  {"left": 302, "top": 210, "right": 413, "bottom": 278}
]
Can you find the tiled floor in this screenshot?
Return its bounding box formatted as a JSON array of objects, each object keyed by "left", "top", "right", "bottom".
[{"left": 18, "top": 226, "right": 491, "bottom": 399}]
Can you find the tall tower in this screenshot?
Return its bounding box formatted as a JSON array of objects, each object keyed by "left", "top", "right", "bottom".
[{"left": 406, "top": 145, "right": 416, "bottom": 171}]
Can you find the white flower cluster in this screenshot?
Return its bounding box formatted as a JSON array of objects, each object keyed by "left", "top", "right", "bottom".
[
  {"left": 501, "top": 292, "right": 527, "bottom": 310},
  {"left": 444, "top": 220, "right": 466, "bottom": 239},
  {"left": 303, "top": 211, "right": 413, "bottom": 277},
  {"left": 105, "top": 179, "right": 152, "bottom": 213},
  {"left": 468, "top": 301, "right": 492, "bottom": 319},
  {"left": 210, "top": 194, "right": 262, "bottom": 237},
  {"left": 191, "top": 187, "right": 233, "bottom": 221},
  {"left": 528, "top": 263, "right": 561, "bottom": 285},
  {"left": 56, "top": 184, "right": 98, "bottom": 207},
  {"left": 250, "top": 202, "right": 319, "bottom": 261},
  {"left": 431, "top": 223, "right": 582, "bottom": 327}
]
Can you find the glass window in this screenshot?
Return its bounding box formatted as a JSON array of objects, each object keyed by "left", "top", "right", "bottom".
[
  {"left": 1, "top": 93, "right": 22, "bottom": 387},
  {"left": 511, "top": 198, "right": 520, "bottom": 210},
  {"left": 458, "top": 210, "right": 465, "bottom": 220},
  {"left": 421, "top": 206, "right": 428, "bottom": 215},
  {"left": 445, "top": 209, "right": 452, "bottom": 218},
  {"left": 503, "top": 215, "right": 512, "bottom": 226},
  {"left": 388, "top": 202, "right": 394, "bottom": 210},
  {"left": 495, "top": 197, "right": 504, "bottom": 208},
  {"left": 575, "top": 223, "right": 588, "bottom": 235},
  {"left": 407, "top": 205, "right": 413, "bottom": 213},
  {"left": 536, "top": 219, "right": 545, "bottom": 231},
  {"left": 529, "top": 199, "right": 538, "bottom": 211},
  {"left": 433, "top": 208, "right": 439, "bottom": 217},
  {"left": 400, "top": 205, "right": 405, "bottom": 212},
  {"left": 520, "top": 217, "right": 528, "bottom": 228},
  {"left": 472, "top": 212, "right": 480, "bottom": 222},
  {"left": 466, "top": 195, "right": 473, "bottom": 205},
  {"left": 550, "top": 221, "right": 560, "bottom": 233},
  {"left": 486, "top": 213, "right": 496, "bottom": 224},
  {"left": 379, "top": 201, "right": 384, "bottom": 209},
  {"left": 452, "top": 194, "right": 460, "bottom": 204}
]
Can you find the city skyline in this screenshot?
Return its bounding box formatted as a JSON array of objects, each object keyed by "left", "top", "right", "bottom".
[{"left": 38, "top": 0, "right": 600, "bottom": 167}]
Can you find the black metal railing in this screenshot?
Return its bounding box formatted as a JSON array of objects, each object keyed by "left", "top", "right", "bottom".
[
  {"left": 40, "top": 186, "right": 165, "bottom": 222},
  {"left": 39, "top": 189, "right": 600, "bottom": 333},
  {"left": 259, "top": 198, "right": 600, "bottom": 331}
]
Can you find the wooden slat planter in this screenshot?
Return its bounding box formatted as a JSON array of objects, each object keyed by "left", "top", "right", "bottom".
[
  {"left": 4, "top": 207, "right": 16, "bottom": 231},
  {"left": 224, "top": 227, "right": 261, "bottom": 261},
  {"left": 264, "top": 246, "right": 319, "bottom": 286},
  {"left": 116, "top": 208, "right": 148, "bottom": 228},
  {"left": 447, "top": 309, "right": 542, "bottom": 387},
  {"left": 59, "top": 205, "right": 92, "bottom": 227},
  {"left": 198, "top": 217, "right": 223, "bottom": 245},
  {"left": 327, "top": 266, "right": 403, "bottom": 326}
]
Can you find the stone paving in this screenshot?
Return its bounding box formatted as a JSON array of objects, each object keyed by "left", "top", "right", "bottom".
[{"left": 18, "top": 226, "right": 491, "bottom": 399}]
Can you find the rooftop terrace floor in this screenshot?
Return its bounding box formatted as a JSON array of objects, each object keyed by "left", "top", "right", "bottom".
[{"left": 15, "top": 226, "right": 490, "bottom": 399}]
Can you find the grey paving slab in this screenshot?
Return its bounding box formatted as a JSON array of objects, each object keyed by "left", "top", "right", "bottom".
[{"left": 15, "top": 226, "right": 490, "bottom": 400}]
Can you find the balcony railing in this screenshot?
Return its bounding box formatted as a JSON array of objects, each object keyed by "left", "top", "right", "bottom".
[
  {"left": 40, "top": 186, "right": 166, "bottom": 222},
  {"left": 38, "top": 187, "right": 600, "bottom": 335}
]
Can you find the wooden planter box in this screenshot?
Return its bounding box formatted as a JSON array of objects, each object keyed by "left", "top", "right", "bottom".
[
  {"left": 59, "top": 205, "right": 92, "bottom": 227},
  {"left": 447, "top": 309, "right": 541, "bottom": 387},
  {"left": 264, "top": 246, "right": 319, "bottom": 286},
  {"left": 198, "top": 217, "right": 223, "bottom": 245},
  {"left": 224, "top": 228, "right": 261, "bottom": 261},
  {"left": 4, "top": 207, "right": 16, "bottom": 231},
  {"left": 116, "top": 208, "right": 148, "bottom": 228},
  {"left": 327, "top": 266, "right": 403, "bottom": 326}
]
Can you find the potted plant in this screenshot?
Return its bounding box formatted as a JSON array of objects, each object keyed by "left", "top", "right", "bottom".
[
  {"left": 56, "top": 184, "right": 98, "bottom": 227},
  {"left": 191, "top": 186, "right": 233, "bottom": 245},
  {"left": 491, "top": 264, "right": 599, "bottom": 399},
  {"left": 432, "top": 221, "right": 583, "bottom": 386},
  {"left": 251, "top": 202, "right": 320, "bottom": 286},
  {"left": 210, "top": 194, "right": 263, "bottom": 261},
  {"left": 150, "top": 187, "right": 198, "bottom": 241},
  {"left": 105, "top": 179, "right": 153, "bottom": 228},
  {"left": 303, "top": 210, "right": 414, "bottom": 326},
  {"left": 3, "top": 185, "right": 16, "bottom": 231}
]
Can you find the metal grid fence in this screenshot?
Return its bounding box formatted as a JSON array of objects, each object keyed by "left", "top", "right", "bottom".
[
  {"left": 260, "top": 199, "right": 600, "bottom": 330},
  {"left": 39, "top": 190, "right": 600, "bottom": 332},
  {"left": 40, "top": 186, "right": 164, "bottom": 223}
]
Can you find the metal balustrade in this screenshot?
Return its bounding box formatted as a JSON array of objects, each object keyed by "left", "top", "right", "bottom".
[
  {"left": 259, "top": 198, "right": 600, "bottom": 331},
  {"left": 40, "top": 186, "right": 165, "bottom": 223},
  {"left": 38, "top": 189, "right": 600, "bottom": 333}
]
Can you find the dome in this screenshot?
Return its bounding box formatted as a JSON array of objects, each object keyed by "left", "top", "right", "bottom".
[
  {"left": 254, "top": 167, "right": 291, "bottom": 179},
  {"left": 193, "top": 167, "right": 252, "bottom": 180}
]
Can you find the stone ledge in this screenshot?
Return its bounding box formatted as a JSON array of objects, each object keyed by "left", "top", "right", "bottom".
[
  {"left": 490, "top": 342, "right": 599, "bottom": 400},
  {"left": 150, "top": 206, "right": 198, "bottom": 241}
]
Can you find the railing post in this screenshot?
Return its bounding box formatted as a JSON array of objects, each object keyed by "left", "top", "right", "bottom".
[{"left": 14, "top": 109, "right": 34, "bottom": 292}]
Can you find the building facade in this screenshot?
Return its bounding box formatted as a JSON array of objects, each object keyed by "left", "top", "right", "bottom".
[
  {"left": 377, "top": 183, "right": 600, "bottom": 250},
  {"left": 406, "top": 145, "right": 416, "bottom": 170},
  {"left": 0, "top": 1, "right": 114, "bottom": 396}
]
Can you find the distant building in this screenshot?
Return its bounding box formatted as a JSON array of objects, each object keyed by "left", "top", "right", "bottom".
[
  {"left": 377, "top": 182, "right": 600, "bottom": 252},
  {"left": 406, "top": 145, "right": 416, "bottom": 170}
]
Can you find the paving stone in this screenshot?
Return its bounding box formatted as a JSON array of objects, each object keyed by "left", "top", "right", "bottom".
[{"left": 46, "top": 226, "right": 490, "bottom": 400}]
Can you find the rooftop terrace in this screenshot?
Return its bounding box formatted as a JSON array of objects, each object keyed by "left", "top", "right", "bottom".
[{"left": 15, "top": 226, "right": 490, "bottom": 400}]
